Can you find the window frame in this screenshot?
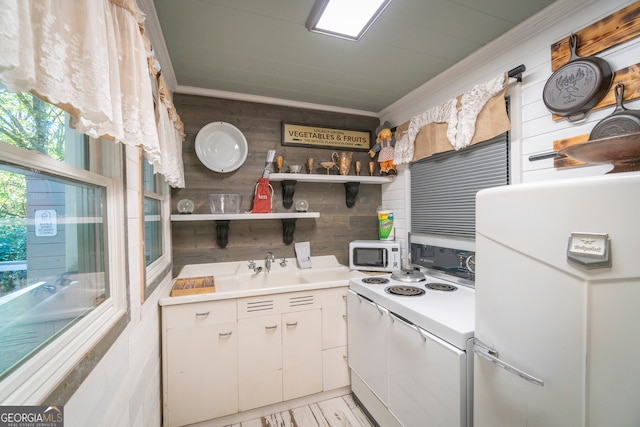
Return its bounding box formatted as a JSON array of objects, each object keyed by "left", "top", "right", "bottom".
[
  {"left": 140, "top": 151, "right": 171, "bottom": 301},
  {"left": 0, "top": 140, "right": 128, "bottom": 404}
]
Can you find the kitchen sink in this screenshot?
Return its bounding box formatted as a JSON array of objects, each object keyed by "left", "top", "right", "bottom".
[
  {"left": 171, "top": 255, "right": 360, "bottom": 299},
  {"left": 230, "top": 270, "right": 310, "bottom": 289}
]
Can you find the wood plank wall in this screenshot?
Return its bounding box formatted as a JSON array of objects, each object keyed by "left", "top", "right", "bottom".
[{"left": 171, "top": 94, "right": 382, "bottom": 275}]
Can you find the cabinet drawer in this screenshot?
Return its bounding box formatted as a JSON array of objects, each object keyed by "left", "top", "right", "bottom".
[
  {"left": 322, "top": 305, "right": 347, "bottom": 349},
  {"left": 322, "top": 286, "right": 348, "bottom": 308},
  {"left": 323, "top": 346, "right": 350, "bottom": 391},
  {"left": 237, "top": 290, "right": 322, "bottom": 319},
  {"left": 163, "top": 299, "right": 236, "bottom": 328}
]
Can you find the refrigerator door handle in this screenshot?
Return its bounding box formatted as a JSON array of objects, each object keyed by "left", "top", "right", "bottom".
[{"left": 473, "top": 338, "right": 544, "bottom": 386}]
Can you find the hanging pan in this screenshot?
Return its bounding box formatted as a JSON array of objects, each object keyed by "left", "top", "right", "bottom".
[
  {"left": 543, "top": 33, "right": 614, "bottom": 122},
  {"left": 589, "top": 83, "right": 640, "bottom": 140}
]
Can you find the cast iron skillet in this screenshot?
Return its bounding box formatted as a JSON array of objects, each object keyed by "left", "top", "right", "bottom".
[
  {"left": 543, "top": 33, "right": 613, "bottom": 122},
  {"left": 590, "top": 83, "right": 640, "bottom": 140}
]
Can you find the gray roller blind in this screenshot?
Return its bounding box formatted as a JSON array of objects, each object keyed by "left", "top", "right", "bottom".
[{"left": 410, "top": 132, "right": 510, "bottom": 238}]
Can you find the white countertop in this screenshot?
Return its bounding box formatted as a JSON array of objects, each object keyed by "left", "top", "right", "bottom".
[{"left": 159, "top": 256, "right": 365, "bottom": 306}]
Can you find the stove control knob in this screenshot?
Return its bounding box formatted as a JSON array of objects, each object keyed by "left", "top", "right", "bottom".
[{"left": 465, "top": 255, "right": 476, "bottom": 273}]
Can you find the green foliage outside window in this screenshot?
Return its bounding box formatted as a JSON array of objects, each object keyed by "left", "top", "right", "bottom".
[{"left": 0, "top": 87, "right": 66, "bottom": 293}]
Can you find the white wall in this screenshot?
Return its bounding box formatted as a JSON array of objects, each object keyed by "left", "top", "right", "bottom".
[
  {"left": 63, "top": 145, "right": 172, "bottom": 427},
  {"left": 380, "top": 0, "right": 639, "bottom": 246}
]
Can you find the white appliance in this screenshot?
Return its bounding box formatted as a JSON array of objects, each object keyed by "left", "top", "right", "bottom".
[
  {"left": 348, "top": 236, "right": 475, "bottom": 427},
  {"left": 474, "top": 173, "right": 640, "bottom": 427},
  {"left": 349, "top": 240, "right": 401, "bottom": 272}
]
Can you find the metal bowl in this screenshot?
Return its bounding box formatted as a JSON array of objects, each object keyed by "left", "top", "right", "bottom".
[{"left": 558, "top": 132, "right": 640, "bottom": 173}]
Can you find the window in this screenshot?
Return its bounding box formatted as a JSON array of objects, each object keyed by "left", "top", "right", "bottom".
[
  {"left": 143, "top": 158, "right": 163, "bottom": 266},
  {"left": 410, "top": 98, "right": 511, "bottom": 238},
  {"left": 0, "top": 86, "right": 126, "bottom": 402},
  {"left": 141, "top": 155, "right": 170, "bottom": 300}
]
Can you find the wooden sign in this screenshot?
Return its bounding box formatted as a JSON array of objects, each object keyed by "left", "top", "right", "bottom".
[{"left": 282, "top": 122, "right": 371, "bottom": 151}]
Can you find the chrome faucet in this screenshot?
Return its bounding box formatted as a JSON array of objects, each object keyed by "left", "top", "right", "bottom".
[
  {"left": 248, "top": 260, "right": 262, "bottom": 273},
  {"left": 265, "top": 251, "right": 275, "bottom": 273}
]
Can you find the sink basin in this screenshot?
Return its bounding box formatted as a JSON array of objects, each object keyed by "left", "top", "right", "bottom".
[
  {"left": 232, "top": 270, "right": 310, "bottom": 290},
  {"left": 169, "top": 255, "right": 357, "bottom": 300}
]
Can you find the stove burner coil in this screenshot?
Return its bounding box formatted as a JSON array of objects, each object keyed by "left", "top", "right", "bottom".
[
  {"left": 385, "top": 285, "right": 426, "bottom": 297},
  {"left": 425, "top": 282, "right": 458, "bottom": 292},
  {"left": 362, "top": 277, "right": 390, "bottom": 285}
]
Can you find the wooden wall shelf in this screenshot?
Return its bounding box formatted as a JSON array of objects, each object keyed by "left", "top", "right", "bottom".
[
  {"left": 171, "top": 212, "right": 320, "bottom": 248},
  {"left": 269, "top": 173, "right": 393, "bottom": 208}
]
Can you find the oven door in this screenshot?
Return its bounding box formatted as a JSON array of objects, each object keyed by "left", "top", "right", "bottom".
[{"left": 387, "top": 312, "right": 467, "bottom": 427}]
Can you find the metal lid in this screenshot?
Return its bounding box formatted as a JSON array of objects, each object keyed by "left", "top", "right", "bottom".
[{"left": 390, "top": 269, "right": 426, "bottom": 283}]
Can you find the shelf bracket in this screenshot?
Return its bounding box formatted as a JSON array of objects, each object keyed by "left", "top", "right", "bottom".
[
  {"left": 344, "top": 182, "right": 360, "bottom": 208},
  {"left": 281, "top": 218, "right": 297, "bottom": 245},
  {"left": 280, "top": 180, "right": 297, "bottom": 208},
  {"left": 214, "top": 220, "right": 230, "bottom": 248}
]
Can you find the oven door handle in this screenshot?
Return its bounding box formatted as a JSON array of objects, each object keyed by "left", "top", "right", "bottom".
[
  {"left": 389, "top": 312, "right": 427, "bottom": 342},
  {"left": 472, "top": 338, "right": 544, "bottom": 386},
  {"left": 352, "top": 291, "right": 388, "bottom": 316}
]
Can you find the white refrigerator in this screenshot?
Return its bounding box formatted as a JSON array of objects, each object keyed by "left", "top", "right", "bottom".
[{"left": 473, "top": 172, "right": 640, "bottom": 427}]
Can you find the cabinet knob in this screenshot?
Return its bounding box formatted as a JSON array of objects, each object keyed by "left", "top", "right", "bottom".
[
  {"left": 218, "top": 331, "right": 233, "bottom": 338},
  {"left": 265, "top": 324, "right": 278, "bottom": 331},
  {"left": 286, "top": 321, "right": 298, "bottom": 328},
  {"left": 195, "top": 311, "right": 210, "bottom": 318}
]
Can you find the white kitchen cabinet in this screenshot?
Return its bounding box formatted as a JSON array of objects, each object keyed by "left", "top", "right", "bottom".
[
  {"left": 321, "top": 287, "right": 349, "bottom": 391},
  {"left": 238, "top": 314, "right": 283, "bottom": 411},
  {"left": 322, "top": 346, "right": 349, "bottom": 390},
  {"left": 162, "top": 286, "right": 350, "bottom": 426},
  {"left": 321, "top": 287, "right": 348, "bottom": 349},
  {"left": 163, "top": 300, "right": 237, "bottom": 427},
  {"left": 282, "top": 309, "right": 323, "bottom": 400},
  {"left": 237, "top": 290, "right": 323, "bottom": 411}
]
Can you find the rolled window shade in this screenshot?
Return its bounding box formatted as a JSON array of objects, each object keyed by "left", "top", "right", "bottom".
[{"left": 410, "top": 130, "right": 510, "bottom": 238}]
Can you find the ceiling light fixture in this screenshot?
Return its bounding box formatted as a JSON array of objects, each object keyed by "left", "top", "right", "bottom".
[{"left": 305, "top": 0, "right": 392, "bottom": 41}]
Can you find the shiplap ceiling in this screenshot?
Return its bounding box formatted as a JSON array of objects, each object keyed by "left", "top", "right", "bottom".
[{"left": 148, "top": 0, "right": 556, "bottom": 113}]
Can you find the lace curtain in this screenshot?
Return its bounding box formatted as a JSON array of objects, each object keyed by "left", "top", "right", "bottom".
[
  {"left": 0, "top": 0, "right": 185, "bottom": 187},
  {"left": 394, "top": 73, "right": 508, "bottom": 165}
]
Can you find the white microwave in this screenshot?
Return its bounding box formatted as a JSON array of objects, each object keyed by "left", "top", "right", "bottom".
[{"left": 349, "top": 240, "right": 401, "bottom": 272}]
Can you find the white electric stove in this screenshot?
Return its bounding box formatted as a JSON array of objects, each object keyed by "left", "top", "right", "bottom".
[{"left": 347, "top": 237, "right": 476, "bottom": 427}]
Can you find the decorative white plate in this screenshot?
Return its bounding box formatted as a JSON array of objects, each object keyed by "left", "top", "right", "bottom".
[
  {"left": 195, "top": 122, "right": 248, "bottom": 173},
  {"left": 177, "top": 198, "right": 194, "bottom": 214}
]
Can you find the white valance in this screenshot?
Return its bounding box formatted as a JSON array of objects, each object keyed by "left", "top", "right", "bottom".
[
  {"left": 0, "top": 0, "right": 185, "bottom": 187},
  {"left": 394, "top": 73, "right": 507, "bottom": 165}
]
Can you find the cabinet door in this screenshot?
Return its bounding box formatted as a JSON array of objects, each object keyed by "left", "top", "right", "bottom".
[
  {"left": 388, "top": 314, "right": 466, "bottom": 427},
  {"left": 323, "top": 346, "right": 349, "bottom": 391},
  {"left": 282, "top": 309, "right": 323, "bottom": 400},
  {"left": 346, "top": 290, "right": 389, "bottom": 404},
  {"left": 166, "top": 321, "right": 238, "bottom": 426},
  {"left": 238, "top": 314, "right": 282, "bottom": 411}
]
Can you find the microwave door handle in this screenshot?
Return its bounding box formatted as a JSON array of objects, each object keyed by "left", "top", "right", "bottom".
[
  {"left": 382, "top": 249, "right": 387, "bottom": 267},
  {"left": 472, "top": 338, "right": 544, "bottom": 386}
]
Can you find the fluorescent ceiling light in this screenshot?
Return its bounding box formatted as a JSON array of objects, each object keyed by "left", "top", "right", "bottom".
[{"left": 306, "top": 0, "right": 392, "bottom": 41}]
